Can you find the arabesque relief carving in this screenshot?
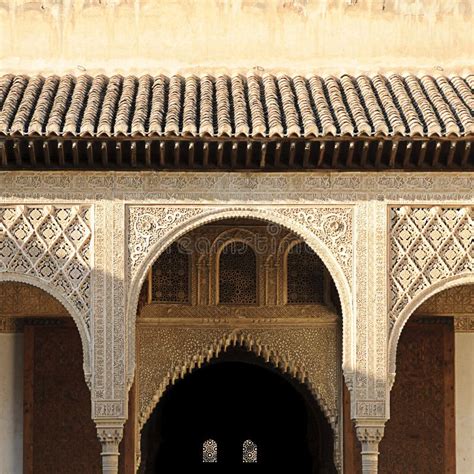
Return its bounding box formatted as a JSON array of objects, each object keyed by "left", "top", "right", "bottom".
[
  {"left": 0, "top": 170, "right": 472, "bottom": 474},
  {"left": 0, "top": 281, "right": 68, "bottom": 317},
  {"left": 136, "top": 325, "right": 340, "bottom": 429},
  {"left": 415, "top": 284, "right": 474, "bottom": 315},
  {"left": 128, "top": 206, "right": 352, "bottom": 285},
  {"left": 135, "top": 220, "right": 344, "bottom": 471}
]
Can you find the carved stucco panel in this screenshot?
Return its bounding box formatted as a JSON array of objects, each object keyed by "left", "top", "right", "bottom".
[
  {"left": 0, "top": 172, "right": 473, "bottom": 204},
  {"left": 126, "top": 205, "right": 354, "bottom": 385},
  {"left": 415, "top": 284, "right": 474, "bottom": 315},
  {"left": 351, "top": 202, "right": 388, "bottom": 419},
  {"left": 454, "top": 316, "right": 474, "bottom": 332},
  {"left": 136, "top": 323, "right": 342, "bottom": 471},
  {"left": 388, "top": 206, "right": 474, "bottom": 378},
  {"left": 373, "top": 202, "right": 388, "bottom": 403},
  {"left": 136, "top": 325, "right": 339, "bottom": 428},
  {"left": 113, "top": 203, "right": 126, "bottom": 399},
  {"left": 0, "top": 205, "right": 92, "bottom": 323},
  {"left": 0, "top": 280, "right": 68, "bottom": 317},
  {"left": 0, "top": 204, "right": 93, "bottom": 380},
  {"left": 271, "top": 207, "right": 353, "bottom": 284},
  {"left": 92, "top": 201, "right": 128, "bottom": 419},
  {"left": 390, "top": 206, "right": 473, "bottom": 328},
  {"left": 128, "top": 206, "right": 352, "bottom": 285},
  {"left": 128, "top": 207, "right": 205, "bottom": 281},
  {"left": 92, "top": 203, "right": 106, "bottom": 401},
  {"left": 353, "top": 204, "right": 368, "bottom": 401}
]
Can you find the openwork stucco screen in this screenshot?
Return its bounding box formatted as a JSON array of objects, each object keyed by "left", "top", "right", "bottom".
[
  {"left": 243, "top": 439, "right": 258, "bottom": 463},
  {"left": 219, "top": 242, "right": 257, "bottom": 305},
  {"left": 287, "top": 242, "right": 324, "bottom": 304},
  {"left": 151, "top": 241, "right": 190, "bottom": 303},
  {"left": 202, "top": 439, "right": 217, "bottom": 463}
]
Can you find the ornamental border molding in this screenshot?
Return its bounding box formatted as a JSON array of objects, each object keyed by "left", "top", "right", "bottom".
[
  {"left": 454, "top": 316, "right": 474, "bottom": 332},
  {"left": 126, "top": 205, "right": 353, "bottom": 384},
  {"left": 0, "top": 172, "right": 473, "bottom": 204}
]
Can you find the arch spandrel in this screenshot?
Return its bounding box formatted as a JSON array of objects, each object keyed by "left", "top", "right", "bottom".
[
  {"left": 388, "top": 205, "right": 473, "bottom": 380},
  {"left": 126, "top": 206, "right": 354, "bottom": 381},
  {"left": 0, "top": 204, "right": 94, "bottom": 382},
  {"left": 388, "top": 273, "right": 474, "bottom": 379}
]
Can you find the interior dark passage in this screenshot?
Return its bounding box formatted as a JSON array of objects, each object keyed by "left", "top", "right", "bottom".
[{"left": 139, "top": 348, "right": 336, "bottom": 474}]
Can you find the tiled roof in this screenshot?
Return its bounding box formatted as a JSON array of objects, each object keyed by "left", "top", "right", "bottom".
[{"left": 0, "top": 73, "right": 472, "bottom": 139}]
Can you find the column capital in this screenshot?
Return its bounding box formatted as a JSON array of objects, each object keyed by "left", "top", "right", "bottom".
[
  {"left": 96, "top": 421, "right": 125, "bottom": 474},
  {"left": 355, "top": 419, "right": 386, "bottom": 474}
]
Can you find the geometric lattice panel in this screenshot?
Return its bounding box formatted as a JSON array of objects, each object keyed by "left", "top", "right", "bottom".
[
  {"left": 242, "top": 439, "right": 257, "bottom": 463},
  {"left": 0, "top": 205, "right": 92, "bottom": 326},
  {"left": 287, "top": 242, "right": 324, "bottom": 304},
  {"left": 202, "top": 439, "right": 217, "bottom": 463},
  {"left": 390, "top": 206, "right": 473, "bottom": 329},
  {"left": 151, "top": 242, "right": 190, "bottom": 303},
  {"left": 219, "top": 242, "right": 257, "bottom": 305}
]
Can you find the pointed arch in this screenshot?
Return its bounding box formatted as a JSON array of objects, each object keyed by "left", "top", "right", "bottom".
[
  {"left": 0, "top": 272, "right": 92, "bottom": 384},
  {"left": 388, "top": 273, "right": 474, "bottom": 380},
  {"left": 138, "top": 330, "right": 338, "bottom": 432}
]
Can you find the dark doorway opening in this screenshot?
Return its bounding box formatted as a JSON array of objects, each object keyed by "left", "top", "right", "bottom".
[{"left": 139, "top": 348, "right": 336, "bottom": 474}]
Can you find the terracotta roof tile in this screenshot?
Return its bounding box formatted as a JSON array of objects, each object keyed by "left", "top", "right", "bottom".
[{"left": 0, "top": 73, "right": 472, "bottom": 138}]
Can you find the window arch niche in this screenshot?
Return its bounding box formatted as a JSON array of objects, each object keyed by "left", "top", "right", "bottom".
[
  {"left": 286, "top": 242, "right": 325, "bottom": 304},
  {"left": 218, "top": 241, "right": 257, "bottom": 305},
  {"left": 151, "top": 241, "right": 190, "bottom": 303},
  {"left": 202, "top": 439, "right": 217, "bottom": 463},
  {"left": 242, "top": 439, "right": 257, "bottom": 463}
]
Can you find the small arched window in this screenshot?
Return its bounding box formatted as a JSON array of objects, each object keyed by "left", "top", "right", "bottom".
[
  {"left": 151, "top": 241, "right": 190, "bottom": 303},
  {"left": 242, "top": 439, "right": 257, "bottom": 463},
  {"left": 287, "top": 242, "right": 324, "bottom": 304},
  {"left": 202, "top": 439, "right": 217, "bottom": 463},
  {"left": 219, "top": 242, "right": 257, "bottom": 304}
]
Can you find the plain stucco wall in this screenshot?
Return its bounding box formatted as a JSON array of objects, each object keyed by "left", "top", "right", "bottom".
[
  {"left": 0, "top": 0, "right": 472, "bottom": 76},
  {"left": 455, "top": 333, "right": 474, "bottom": 473},
  {"left": 0, "top": 333, "right": 24, "bottom": 474}
]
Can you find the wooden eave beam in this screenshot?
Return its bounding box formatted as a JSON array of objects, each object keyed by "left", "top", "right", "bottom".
[{"left": 0, "top": 135, "right": 472, "bottom": 171}]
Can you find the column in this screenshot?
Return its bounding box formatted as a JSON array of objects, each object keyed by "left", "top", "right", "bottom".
[
  {"left": 97, "top": 422, "right": 124, "bottom": 474},
  {"left": 355, "top": 420, "right": 385, "bottom": 474}
]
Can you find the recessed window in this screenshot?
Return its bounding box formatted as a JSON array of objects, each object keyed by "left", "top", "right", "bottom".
[
  {"left": 242, "top": 439, "right": 257, "bottom": 463},
  {"left": 151, "top": 242, "right": 190, "bottom": 303},
  {"left": 287, "top": 242, "right": 324, "bottom": 304},
  {"left": 219, "top": 242, "right": 257, "bottom": 304},
  {"left": 202, "top": 439, "right": 217, "bottom": 463}
]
